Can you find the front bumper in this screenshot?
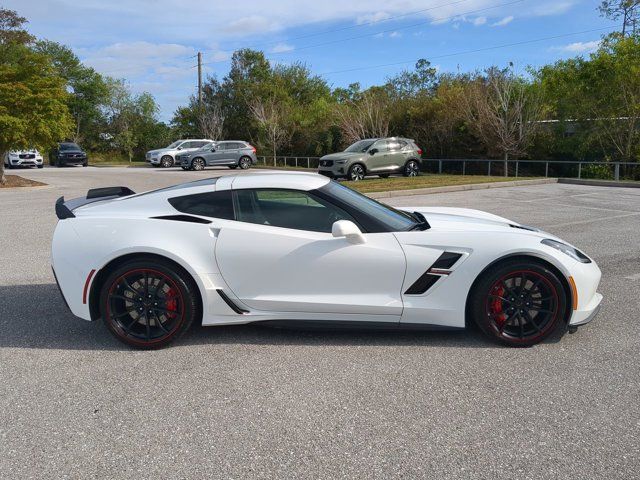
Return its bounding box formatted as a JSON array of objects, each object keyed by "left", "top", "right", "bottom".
[
  {"left": 9, "top": 157, "right": 43, "bottom": 166},
  {"left": 569, "top": 292, "right": 602, "bottom": 326},
  {"left": 318, "top": 163, "right": 347, "bottom": 178},
  {"left": 566, "top": 257, "right": 603, "bottom": 327}
]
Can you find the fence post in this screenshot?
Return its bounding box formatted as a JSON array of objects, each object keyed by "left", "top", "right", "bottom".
[
  {"left": 545, "top": 162, "right": 549, "bottom": 178},
  {"left": 578, "top": 163, "right": 582, "bottom": 179},
  {"left": 488, "top": 161, "right": 491, "bottom": 176},
  {"left": 614, "top": 163, "right": 620, "bottom": 181},
  {"left": 515, "top": 161, "right": 519, "bottom": 178},
  {"left": 438, "top": 160, "right": 442, "bottom": 174},
  {"left": 462, "top": 160, "right": 466, "bottom": 176},
  {"left": 295, "top": 157, "right": 298, "bottom": 168},
  {"left": 307, "top": 157, "right": 310, "bottom": 169}
]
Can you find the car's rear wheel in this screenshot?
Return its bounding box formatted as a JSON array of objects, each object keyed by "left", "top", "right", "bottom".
[
  {"left": 99, "top": 259, "right": 198, "bottom": 349},
  {"left": 238, "top": 156, "right": 252, "bottom": 169},
  {"left": 469, "top": 259, "right": 568, "bottom": 347},
  {"left": 403, "top": 160, "right": 420, "bottom": 177},
  {"left": 348, "top": 163, "right": 366, "bottom": 181},
  {"left": 160, "top": 155, "right": 174, "bottom": 168},
  {"left": 191, "top": 158, "right": 205, "bottom": 171}
]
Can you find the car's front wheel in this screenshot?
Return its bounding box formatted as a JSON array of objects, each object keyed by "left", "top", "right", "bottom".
[
  {"left": 347, "top": 163, "right": 366, "bottom": 181},
  {"left": 191, "top": 157, "right": 205, "bottom": 171},
  {"left": 99, "top": 258, "right": 198, "bottom": 349},
  {"left": 160, "top": 155, "right": 174, "bottom": 168},
  {"left": 469, "top": 259, "right": 568, "bottom": 347}
]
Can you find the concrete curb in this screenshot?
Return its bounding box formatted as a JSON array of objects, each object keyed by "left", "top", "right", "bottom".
[
  {"left": 367, "top": 178, "right": 558, "bottom": 199},
  {"left": 558, "top": 178, "right": 640, "bottom": 188}
]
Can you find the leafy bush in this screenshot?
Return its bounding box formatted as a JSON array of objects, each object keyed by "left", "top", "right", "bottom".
[{"left": 581, "top": 163, "right": 613, "bottom": 180}]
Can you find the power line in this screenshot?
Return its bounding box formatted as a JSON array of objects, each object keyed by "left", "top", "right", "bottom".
[
  {"left": 318, "top": 25, "right": 619, "bottom": 76},
  {"left": 196, "top": 0, "right": 526, "bottom": 68}
]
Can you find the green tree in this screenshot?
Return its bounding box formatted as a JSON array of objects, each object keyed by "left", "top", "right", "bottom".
[
  {"left": 0, "top": 43, "right": 73, "bottom": 183},
  {"left": 0, "top": 8, "right": 34, "bottom": 45},
  {"left": 34, "top": 40, "right": 110, "bottom": 145},
  {"left": 599, "top": 1, "right": 640, "bottom": 37}
]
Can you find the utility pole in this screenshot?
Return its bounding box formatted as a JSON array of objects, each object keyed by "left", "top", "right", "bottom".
[{"left": 197, "top": 51, "right": 203, "bottom": 106}]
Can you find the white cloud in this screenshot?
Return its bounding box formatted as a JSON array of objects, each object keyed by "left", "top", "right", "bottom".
[
  {"left": 224, "top": 15, "right": 280, "bottom": 35},
  {"left": 271, "top": 42, "right": 294, "bottom": 53},
  {"left": 388, "top": 31, "right": 402, "bottom": 38},
  {"left": 552, "top": 40, "right": 601, "bottom": 53},
  {"left": 491, "top": 15, "right": 514, "bottom": 27},
  {"left": 356, "top": 11, "right": 390, "bottom": 24},
  {"left": 473, "top": 16, "right": 487, "bottom": 26}
]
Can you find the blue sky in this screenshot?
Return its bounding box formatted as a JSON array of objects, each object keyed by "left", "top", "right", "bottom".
[{"left": 7, "top": 0, "right": 614, "bottom": 121}]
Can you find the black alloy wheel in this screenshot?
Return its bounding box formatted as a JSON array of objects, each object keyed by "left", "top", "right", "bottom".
[
  {"left": 99, "top": 260, "right": 198, "bottom": 349},
  {"left": 404, "top": 160, "right": 420, "bottom": 177}
]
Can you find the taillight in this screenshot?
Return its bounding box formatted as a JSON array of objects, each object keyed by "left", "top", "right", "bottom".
[
  {"left": 417, "top": 148, "right": 423, "bottom": 156},
  {"left": 250, "top": 145, "right": 256, "bottom": 153}
]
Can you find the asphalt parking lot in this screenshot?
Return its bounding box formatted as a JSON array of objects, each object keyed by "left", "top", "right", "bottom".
[{"left": 1, "top": 166, "right": 639, "bottom": 479}]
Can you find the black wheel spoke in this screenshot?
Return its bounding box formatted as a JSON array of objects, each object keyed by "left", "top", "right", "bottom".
[
  {"left": 125, "top": 315, "right": 140, "bottom": 331},
  {"left": 110, "top": 294, "right": 134, "bottom": 302},
  {"left": 145, "top": 314, "right": 151, "bottom": 340},
  {"left": 111, "top": 306, "right": 136, "bottom": 319},
  {"left": 489, "top": 294, "right": 512, "bottom": 304},
  {"left": 524, "top": 311, "right": 542, "bottom": 333},
  {"left": 154, "top": 279, "right": 166, "bottom": 299},
  {"left": 153, "top": 305, "right": 181, "bottom": 316},
  {"left": 517, "top": 313, "right": 525, "bottom": 338},
  {"left": 153, "top": 311, "right": 169, "bottom": 334},
  {"left": 122, "top": 276, "right": 142, "bottom": 296}
]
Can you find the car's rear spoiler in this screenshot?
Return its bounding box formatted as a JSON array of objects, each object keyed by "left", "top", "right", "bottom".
[{"left": 55, "top": 186, "right": 135, "bottom": 220}]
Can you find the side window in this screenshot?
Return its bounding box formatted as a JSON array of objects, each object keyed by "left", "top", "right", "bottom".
[
  {"left": 234, "top": 189, "right": 357, "bottom": 233},
  {"left": 372, "top": 140, "right": 389, "bottom": 153},
  {"left": 168, "top": 190, "right": 234, "bottom": 220},
  {"left": 179, "top": 142, "right": 194, "bottom": 149},
  {"left": 192, "top": 141, "right": 207, "bottom": 148},
  {"left": 216, "top": 143, "right": 228, "bottom": 151}
]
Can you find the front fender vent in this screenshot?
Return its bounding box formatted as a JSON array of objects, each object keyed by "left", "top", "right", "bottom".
[
  {"left": 404, "top": 252, "right": 463, "bottom": 295},
  {"left": 151, "top": 215, "right": 211, "bottom": 224}
]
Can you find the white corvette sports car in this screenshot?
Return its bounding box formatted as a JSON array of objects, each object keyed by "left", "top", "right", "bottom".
[{"left": 52, "top": 173, "right": 602, "bottom": 349}]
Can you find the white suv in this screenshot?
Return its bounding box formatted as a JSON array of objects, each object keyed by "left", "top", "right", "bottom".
[
  {"left": 146, "top": 139, "right": 214, "bottom": 168},
  {"left": 4, "top": 149, "right": 44, "bottom": 169}
]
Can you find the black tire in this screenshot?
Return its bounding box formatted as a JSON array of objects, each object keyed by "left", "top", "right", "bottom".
[
  {"left": 347, "top": 163, "right": 366, "bottom": 181},
  {"left": 99, "top": 258, "right": 199, "bottom": 349},
  {"left": 468, "top": 258, "right": 568, "bottom": 347},
  {"left": 191, "top": 157, "right": 205, "bottom": 171},
  {"left": 378, "top": 174, "right": 390, "bottom": 179},
  {"left": 6, "top": 162, "right": 13, "bottom": 170},
  {"left": 56, "top": 159, "right": 64, "bottom": 167},
  {"left": 403, "top": 159, "right": 420, "bottom": 177},
  {"left": 37, "top": 165, "right": 43, "bottom": 169},
  {"left": 151, "top": 164, "right": 159, "bottom": 168},
  {"left": 82, "top": 161, "right": 88, "bottom": 167},
  {"left": 238, "top": 156, "right": 252, "bottom": 169},
  {"left": 228, "top": 165, "right": 238, "bottom": 169},
  {"left": 160, "top": 155, "right": 174, "bottom": 168}
]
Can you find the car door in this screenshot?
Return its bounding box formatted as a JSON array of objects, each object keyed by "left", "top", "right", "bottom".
[
  {"left": 207, "top": 143, "right": 230, "bottom": 165},
  {"left": 214, "top": 188, "right": 406, "bottom": 318},
  {"left": 366, "top": 139, "right": 390, "bottom": 173},
  {"left": 387, "top": 140, "right": 407, "bottom": 171}
]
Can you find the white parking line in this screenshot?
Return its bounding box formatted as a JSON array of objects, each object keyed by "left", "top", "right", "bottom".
[
  {"left": 625, "top": 273, "right": 640, "bottom": 281},
  {"left": 545, "top": 211, "right": 640, "bottom": 228}
]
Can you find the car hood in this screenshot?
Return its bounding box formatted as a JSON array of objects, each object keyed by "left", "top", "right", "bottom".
[
  {"left": 398, "top": 206, "right": 558, "bottom": 239},
  {"left": 147, "top": 148, "right": 172, "bottom": 155},
  {"left": 61, "top": 149, "right": 85, "bottom": 154},
  {"left": 320, "top": 152, "right": 365, "bottom": 161}
]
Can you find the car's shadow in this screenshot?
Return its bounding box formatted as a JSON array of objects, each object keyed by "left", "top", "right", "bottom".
[{"left": 0, "top": 284, "right": 499, "bottom": 351}]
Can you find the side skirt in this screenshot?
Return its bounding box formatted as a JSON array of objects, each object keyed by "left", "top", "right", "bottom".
[{"left": 249, "top": 319, "right": 464, "bottom": 332}]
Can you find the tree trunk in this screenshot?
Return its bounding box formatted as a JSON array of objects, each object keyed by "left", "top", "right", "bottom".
[
  {"left": 0, "top": 151, "right": 6, "bottom": 185},
  {"left": 504, "top": 151, "right": 509, "bottom": 177}
]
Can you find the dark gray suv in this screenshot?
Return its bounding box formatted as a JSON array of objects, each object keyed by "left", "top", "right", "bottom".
[
  {"left": 318, "top": 137, "right": 422, "bottom": 181},
  {"left": 177, "top": 141, "right": 258, "bottom": 171}
]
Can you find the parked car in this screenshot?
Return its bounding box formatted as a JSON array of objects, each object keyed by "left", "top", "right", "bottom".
[
  {"left": 318, "top": 137, "right": 423, "bottom": 181},
  {"left": 4, "top": 149, "right": 44, "bottom": 169},
  {"left": 51, "top": 172, "right": 602, "bottom": 349},
  {"left": 177, "top": 141, "right": 257, "bottom": 171},
  {"left": 146, "top": 139, "right": 214, "bottom": 168},
  {"left": 49, "top": 143, "right": 88, "bottom": 167}
]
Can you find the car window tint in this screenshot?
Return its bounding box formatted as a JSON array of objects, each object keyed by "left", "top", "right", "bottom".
[
  {"left": 234, "top": 189, "right": 356, "bottom": 233},
  {"left": 193, "top": 141, "right": 207, "bottom": 148},
  {"left": 372, "top": 140, "right": 389, "bottom": 152},
  {"left": 216, "top": 143, "right": 228, "bottom": 150},
  {"left": 179, "top": 142, "right": 193, "bottom": 149},
  {"left": 168, "top": 190, "right": 234, "bottom": 220}
]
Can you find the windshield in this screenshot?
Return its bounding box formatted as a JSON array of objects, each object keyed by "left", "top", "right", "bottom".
[
  {"left": 166, "top": 141, "right": 182, "bottom": 148},
  {"left": 319, "top": 181, "right": 417, "bottom": 232},
  {"left": 60, "top": 143, "right": 80, "bottom": 151},
  {"left": 344, "top": 140, "right": 376, "bottom": 153}
]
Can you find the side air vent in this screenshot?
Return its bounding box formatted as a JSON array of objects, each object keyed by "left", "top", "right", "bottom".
[
  {"left": 217, "top": 290, "right": 249, "bottom": 314},
  {"left": 404, "top": 252, "right": 463, "bottom": 295},
  {"left": 509, "top": 224, "right": 539, "bottom": 232},
  {"left": 151, "top": 215, "right": 212, "bottom": 224}
]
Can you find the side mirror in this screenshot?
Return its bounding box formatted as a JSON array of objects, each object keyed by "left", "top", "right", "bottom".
[
  {"left": 369, "top": 148, "right": 378, "bottom": 155},
  {"left": 332, "top": 220, "right": 366, "bottom": 245},
  {"left": 177, "top": 147, "right": 183, "bottom": 150}
]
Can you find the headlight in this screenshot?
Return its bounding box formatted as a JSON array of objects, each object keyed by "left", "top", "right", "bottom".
[{"left": 541, "top": 239, "right": 591, "bottom": 263}]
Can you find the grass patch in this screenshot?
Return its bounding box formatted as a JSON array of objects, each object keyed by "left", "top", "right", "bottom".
[
  {"left": 88, "top": 152, "right": 148, "bottom": 167},
  {"left": 0, "top": 175, "right": 47, "bottom": 188},
  {"left": 347, "top": 174, "right": 538, "bottom": 193}
]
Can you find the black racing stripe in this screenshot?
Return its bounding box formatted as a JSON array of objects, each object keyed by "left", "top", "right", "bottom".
[
  {"left": 404, "top": 273, "right": 440, "bottom": 295},
  {"left": 432, "top": 252, "right": 462, "bottom": 270}
]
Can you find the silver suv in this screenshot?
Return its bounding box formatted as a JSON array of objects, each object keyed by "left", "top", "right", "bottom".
[
  {"left": 318, "top": 137, "right": 423, "bottom": 181},
  {"left": 146, "top": 139, "right": 214, "bottom": 168},
  {"left": 177, "top": 141, "right": 258, "bottom": 171}
]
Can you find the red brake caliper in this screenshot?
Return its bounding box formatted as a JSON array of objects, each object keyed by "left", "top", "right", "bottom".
[
  {"left": 165, "top": 287, "right": 178, "bottom": 318},
  {"left": 491, "top": 285, "right": 506, "bottom": 326}
]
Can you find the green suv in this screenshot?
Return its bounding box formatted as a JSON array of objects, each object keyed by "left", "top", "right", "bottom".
[{"left": 317, "top": 137, "right": 423, "bottom": 181}]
